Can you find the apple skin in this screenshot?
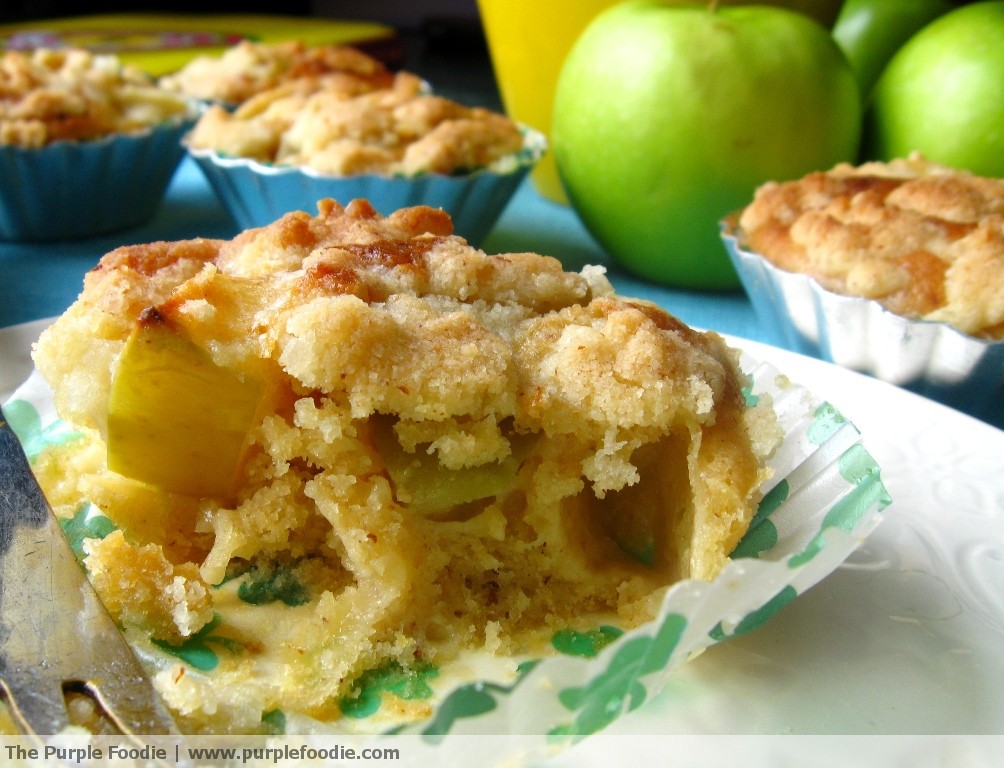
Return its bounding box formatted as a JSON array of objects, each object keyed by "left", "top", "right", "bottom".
[
  {"left": 864, "top": 2, "right": 1004, "bottom": 177},
  {"left": 832, "top": 0, "right": 953, "bottom": 102},
  {"left": 551, "top": 1, "right": 861, "bottom": 289},
  {"left": 701, "top": 0, "right": 844, "bottom": 27}
]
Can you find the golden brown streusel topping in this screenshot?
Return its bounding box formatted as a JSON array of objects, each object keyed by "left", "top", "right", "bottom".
[
  {"left": 186, "top": 70, "right": 525, "bottom": 176},
  {"left": 158, "top": 40, "right": 394, "bottom": 105},
  {"left": 32, "top": 199, "right": 777, "bottom": 732},
  {"left": 738, "top": 154, "right": 1004, "bottom": 339},
  {"left": 0, "top": 48, "right": 195, "bottom": 147}
]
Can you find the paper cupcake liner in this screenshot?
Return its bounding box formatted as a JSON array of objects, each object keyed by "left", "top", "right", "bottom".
[
  {"left": 721, "top": 225, "right": 1004, "bottom": 431},
  {"left": 3, "top": 342, "right": 888, "bottom": 747},
  {"left": 0, "top": 117, "right": 197, "bottom": 242},
  {"left": 187, "top": 127, "right": 545, "bottom": 247}
]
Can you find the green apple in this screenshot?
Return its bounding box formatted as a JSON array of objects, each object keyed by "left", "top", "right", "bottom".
[
  {"left": 864, "top": 1, "right": 1004, "bottom": 177},
  {"left": 769, "top": 0, "right": 844, "bottom": 28},
  {"left": 699, "top": 0, "right": 845, "bottom": 27},
  {"left": 551, "top": 1, "right": 861, "bottom": 289},
  {"left": 833, "top": 0, "right": 953, "bottom": 101}
]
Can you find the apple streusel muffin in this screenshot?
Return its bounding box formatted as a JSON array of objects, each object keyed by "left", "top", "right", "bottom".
[
  {"left": 737, "top": 154, "right": 1004, "bottom": 340},
  {"left": 32, "top": 199, "right": 778, "bottom": 732}
]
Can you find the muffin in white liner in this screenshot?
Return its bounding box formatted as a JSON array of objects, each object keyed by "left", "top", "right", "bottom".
[
  {"left": 722, "top": 223, "right": 1004, "bottom": 431},
  {"left": 2, "top": 343, "right": 888, "bottom": 743},
  {"left": 0, "top": 118, "right": 197, "bottom": 241},
  {"left": 187, "top": 126, "right": 544, "bottom": 247}
]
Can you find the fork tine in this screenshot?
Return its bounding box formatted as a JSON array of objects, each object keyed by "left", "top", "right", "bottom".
[
  {"left": 77, "top": 594, "right": 180, "bottom": 735},
  {"left": 1, "top": 406, "right": 179, "bottom": 736},
  {"left": 87, "top": 676, "right": 180, "bottom": 737},
  {"left": 2, "top": 479, "right": 178, "bottom": 735},
  {"left": 1, "top": 678, "right": 71, "bottom": 736},
  {"left": 60, "top": 543, "right": 180, "bottom": 735}
]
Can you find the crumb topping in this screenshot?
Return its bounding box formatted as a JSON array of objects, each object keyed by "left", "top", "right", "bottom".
[
  {"left": 738, "top": 154, "right": 1004, "bottom": 339},
  {"left": 158, "top": 40, "right": 394, "bottom": 105},
  {"left": 186, "top": 70, "right": 525, "bottom": 176},
  {"left": 0, "top": 48, "right": 195, "bottom": 147}
]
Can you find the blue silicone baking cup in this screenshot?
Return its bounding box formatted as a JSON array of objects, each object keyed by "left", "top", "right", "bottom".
[
  {"left": 0, "top": 117, "right": 196, "bottom": 242},
  {"left": 187, "top": 126, "right": 546, "bottom": 247}
]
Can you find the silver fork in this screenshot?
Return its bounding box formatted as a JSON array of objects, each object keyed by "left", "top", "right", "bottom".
[{"left": 0, "top": 403, "right": 178, "bottom": 736}]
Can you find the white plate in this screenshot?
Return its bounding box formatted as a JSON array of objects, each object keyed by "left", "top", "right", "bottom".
[
  {"left": 2, "top": 319, "right": 1002, "bottom": 749},
  {"left": 597, "top": 336, "right": 1004, "bottom": 732},
  {"left": 0, "top": 317, "right": 49, "bottom": 404}
]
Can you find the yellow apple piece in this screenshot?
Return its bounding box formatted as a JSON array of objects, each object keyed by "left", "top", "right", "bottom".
[
  {"left": 371, "top": 417, "right": 525, "bottom": 519},
  {"left": 107, "top": 309, "right": 264, "bottom": 498}
]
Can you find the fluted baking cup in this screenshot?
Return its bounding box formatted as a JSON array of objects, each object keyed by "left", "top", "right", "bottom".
[
  {"left": 187, "top": 126, "right": 545, "bottom": 247},
  {"left": 722, "top": 223, "right": 1004, "bottom": 431},
  {"left": 0, "top": 115, "right": 198, "bottom": 242},
  {"left": 3, "top": 337, "right": 888, "bottom": 751}
]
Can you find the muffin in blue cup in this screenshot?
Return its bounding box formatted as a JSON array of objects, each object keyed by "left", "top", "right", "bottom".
[
  {"left": 185, "top": 70, "right": 544, "bottom": 246},
  {"left": 0, "top": 47, "right": 201, "bottom": 241},
  {"left": 722, "top": 155, "right": 1004, "bottom": 429}
]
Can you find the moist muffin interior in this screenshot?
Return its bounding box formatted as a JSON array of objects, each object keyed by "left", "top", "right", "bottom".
[{"left": 32, "top": 199, "right": 779, "bottom": 733}]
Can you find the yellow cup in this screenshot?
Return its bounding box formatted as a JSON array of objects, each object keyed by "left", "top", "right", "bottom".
[{"left": 477, "top": 0, "right": 621, "bottom": 203}]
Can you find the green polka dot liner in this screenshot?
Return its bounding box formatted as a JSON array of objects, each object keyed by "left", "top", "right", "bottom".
[{"left": 4, "top": 352, "right": 889, "bottom": 742}]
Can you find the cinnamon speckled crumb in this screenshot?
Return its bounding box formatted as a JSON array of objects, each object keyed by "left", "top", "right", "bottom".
[{"left": 186, "top": 69, "right": 524, "bottom": 176}]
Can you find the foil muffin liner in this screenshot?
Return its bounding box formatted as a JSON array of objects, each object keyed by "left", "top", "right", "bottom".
[
  {"left": 3, "top": 340, "right": 888, "bottom": 749},
  {"left": 0, "top": 117, "right": 197, "bottom": 242},
  {"left": 187, "top": 127, "right": 545, "bottom": 247},
  {"left": 721, "top": 223, "right": 1004, "bottom": 431}
]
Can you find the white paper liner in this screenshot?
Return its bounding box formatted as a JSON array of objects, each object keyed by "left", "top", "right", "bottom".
[{"left": 2, "top": 348, "right": 888, "bottom": 747}]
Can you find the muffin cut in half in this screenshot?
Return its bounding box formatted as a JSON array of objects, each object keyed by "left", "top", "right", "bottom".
[{"left": 32, "top": 199, "right": 778, "bottom": 732}]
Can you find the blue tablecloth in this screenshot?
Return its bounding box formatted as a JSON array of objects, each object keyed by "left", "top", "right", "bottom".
[{"left": 0, "top": 157, "right": 767, "bottom": 344}]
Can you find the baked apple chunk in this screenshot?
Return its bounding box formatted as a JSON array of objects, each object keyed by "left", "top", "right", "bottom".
[{"left": 107, "top": 308, "right": 265, "bottom": 499}]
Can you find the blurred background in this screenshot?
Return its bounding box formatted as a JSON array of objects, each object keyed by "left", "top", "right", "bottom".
[
  {"left": 0, "top": 1, "right": 480, "bottom": 25},
  {"left": 0, "top": 1, "right": 501, "bottom": 111},
  {"left": 0, "top": 0, "right": 986, "bottom": 205}
]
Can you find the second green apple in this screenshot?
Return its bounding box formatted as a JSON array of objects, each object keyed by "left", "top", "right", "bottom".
[
  {"left": 832, "top": 0, "right": 953, "bottom": 102},
  {"left": 552, "top": 1, "right": 861, "bottom": 289}
]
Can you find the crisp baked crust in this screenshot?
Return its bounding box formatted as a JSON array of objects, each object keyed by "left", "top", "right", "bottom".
[
  {"left": 33, "top": 199, "right": 777, "bottom": 732},
  {"left": 158, "top": 40, "right": 394, "bottom": 105},
  {"left": 738, "top": 155, "right": 1004, "bottom": 339},
  {"left": 186, "top": 70, "right": 525, "bottom": 176},
  {"left": 0, "top": 48, "right": 194, "bottom": 147}
]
